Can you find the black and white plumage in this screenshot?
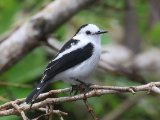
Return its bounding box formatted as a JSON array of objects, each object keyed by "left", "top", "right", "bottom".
[{"left": 25, "top": 24, "right": 107, "bottom": 104}]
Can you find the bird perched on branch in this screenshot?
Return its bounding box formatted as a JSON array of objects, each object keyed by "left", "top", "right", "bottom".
[{"left": 25, "top": 24, "right": 107, "bottom": 104}]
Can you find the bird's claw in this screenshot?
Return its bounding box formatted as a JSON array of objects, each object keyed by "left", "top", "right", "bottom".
[
  {"left": 70, "top": 85, "right": 79, "bottom": 95},
  {"left": 70, "top": 80, "right": 93, "bottom": 95}
]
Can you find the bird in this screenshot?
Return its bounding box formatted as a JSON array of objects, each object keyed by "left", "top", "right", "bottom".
[{"left": 25, "top": 24, "right": 107, "bottom": 104}]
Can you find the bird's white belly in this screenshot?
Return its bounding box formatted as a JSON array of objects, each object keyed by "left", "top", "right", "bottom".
[{"left": 54, "top": 48, "right": 101, "bottom": 85}]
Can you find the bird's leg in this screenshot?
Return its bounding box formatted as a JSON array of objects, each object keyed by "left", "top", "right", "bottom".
[
  {"left": 70, "top": 85, "right": 79, "bottom": 95},
  {"left": 75, "top": 79, "right": 93, "bottom": 93},
  {"left": 29, "top": 102, "right": 33, "bottom": 110},
  {"left": 29, "top": 99, "right": 36, "bottom": 110},
  {"left": 70, "top": 79, "right": 94, "bottom": 95}
]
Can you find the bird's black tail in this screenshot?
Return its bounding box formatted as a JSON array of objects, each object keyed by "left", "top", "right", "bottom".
[{"left": 25, "top": 81, "right": 48, "bottom": 104}]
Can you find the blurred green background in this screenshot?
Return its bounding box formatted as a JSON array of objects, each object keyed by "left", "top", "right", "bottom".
[{"left": 0, "top": 0, "right": 160, "bottom": 120}]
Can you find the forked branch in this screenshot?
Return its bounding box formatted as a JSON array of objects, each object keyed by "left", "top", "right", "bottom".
[{"left": 0, "top": 81, "right": 159, "bottom": 119}]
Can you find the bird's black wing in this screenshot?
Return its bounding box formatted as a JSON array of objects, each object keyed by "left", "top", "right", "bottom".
[
  {"left": 58, "top": 39, "right": 80, "bottom": 53},
  {"left": 44, "top": 39, "right": 80, "bottom": 72},
  {"left": 43, "top": 42, "right": 94, "bottom": 82}
]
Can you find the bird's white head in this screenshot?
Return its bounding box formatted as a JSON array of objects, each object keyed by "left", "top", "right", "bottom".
[{"left": 74, "top": 24, "right": 107, "bottom": 44}]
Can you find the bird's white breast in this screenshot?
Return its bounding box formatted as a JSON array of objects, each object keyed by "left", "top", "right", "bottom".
[{"left": 54, "top": 38, "right": 101, "bottom": 85}]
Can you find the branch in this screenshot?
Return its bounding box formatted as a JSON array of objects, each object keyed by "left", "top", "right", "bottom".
[
  {"left": 0, "top": 82, "right": 159, "bottom": 118},
  {"left": 0, "top": 0, "right": 97, "bottom": 73},
  {"left": 11, "top": 102, "right": 28, "bottom": 120},
  {"left": 90, "top": 82, "right": 160, "bottom": 93}
]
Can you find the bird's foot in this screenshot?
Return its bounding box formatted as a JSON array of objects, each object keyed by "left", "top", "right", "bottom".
[
  {"left": 75, "top": 79, "right": 94, "bottom": 93},
  {"left": 79, "top": 83, "right": 92, "bottom": 93},
  {"left": 70, "top": 79, "right": 94, "bottom": 95},
  {"left": 70, "top": 83, "right": 93, "bottom": 95},
  {"left": 70, "top": 85, "right": 79, "bottom": 95}
]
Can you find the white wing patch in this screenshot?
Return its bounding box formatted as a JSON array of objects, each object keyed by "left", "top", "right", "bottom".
[
  {"left": 37, "top": 87, "right": 40, "bottom": 90},
  {"left": 41, "top": 74, "right": 47, "bottom": 83},
  {"left": 52, "top": 40, "right": 87, "bottom": 62}
]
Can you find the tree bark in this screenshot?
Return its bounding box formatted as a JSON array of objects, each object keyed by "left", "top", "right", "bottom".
[{"left": 123, "top": 0, "right": 141, "bottom": 53}]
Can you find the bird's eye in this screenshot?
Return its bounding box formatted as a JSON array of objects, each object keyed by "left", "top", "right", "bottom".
[{"left": 86, "top": 30, "right": 91, "bottom": 35}]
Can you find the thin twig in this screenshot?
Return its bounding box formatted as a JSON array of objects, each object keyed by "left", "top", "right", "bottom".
[
  {"left": 11, "top": 102, "right": 28, "bottom": 120},
  {"left": 58, "top": 113, "right": 65, "bottom": 120},
  {"left": 48, "top": 104, "right": 54, "bottom": 120},
  {"left": 46, "top": 104, "right": 49, "bottom": 119},
  {"left": 83, "top": 96, "right": 99, "bottom": 120},
  {"left": 34, "top": 106, "right": 66, "bottom": 120},
  {"left": 44, "top": 37, "right": 60, "bottom": 52},
  {"left": 38, "top": 108, "right": 68, "bottom": 116},
  {"left": 90, "top": 82, "right": 160, "bottom": 94}
]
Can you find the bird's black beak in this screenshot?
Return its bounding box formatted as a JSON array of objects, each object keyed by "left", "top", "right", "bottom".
[{"left": 94, "top": 30, "right": 108, "bottom": 35}]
